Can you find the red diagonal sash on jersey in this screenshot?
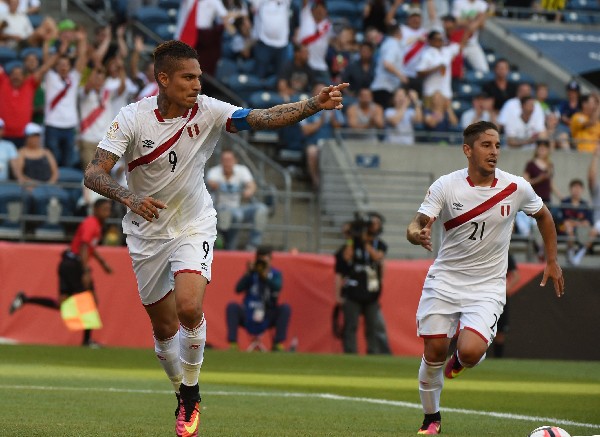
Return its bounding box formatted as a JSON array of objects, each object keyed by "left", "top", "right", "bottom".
[
  {"left": 444, "top": 182, "right": 517, "bottom": 231},
  {"left": 403, "top": 40, "right": 426, "bottom": 64},
  {"left": 128, "top": 103, "right": 199, "bottom": 172},
  {"left": 49, "top": 78, "right": 72, "bottom": 110},
  {"left": 301, "top": 20, "right": 331, "bottom": 45},
  {"left": 80, "top": 89, "right": 111, "bottom": 134}
]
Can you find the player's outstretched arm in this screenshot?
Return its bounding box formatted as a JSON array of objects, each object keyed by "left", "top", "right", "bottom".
[
  {"left": 533, "top": 205, "right": 565, "bottom": 297},
  {"left": 245, "top": 83, "right": 349, "bottom": 131},
  {"left": 406, "top": 213, "right": 435, "bottom": 252},
  {"left": 84, "top": 148, "right": 166, "bottom": 222}
]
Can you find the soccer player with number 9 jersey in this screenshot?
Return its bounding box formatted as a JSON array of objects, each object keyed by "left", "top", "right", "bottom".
[
  {"left": 83, "top": 40, "right": 349, "bottom": 436},
  {"left": 406, "top": 121, "right": 565, "bottom": 435}
]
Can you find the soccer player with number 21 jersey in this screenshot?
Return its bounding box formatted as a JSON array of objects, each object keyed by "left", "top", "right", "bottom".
[
  {"left": 83, "top": 40, "right": 348, "bottom": 436},
  {"left": 407, "top": 121, "right": 565, "bottom": 435}
]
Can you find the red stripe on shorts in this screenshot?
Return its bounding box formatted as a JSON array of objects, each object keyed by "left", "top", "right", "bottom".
[{"left": 463, "top": 326, "right": 489, "bottom": 344}]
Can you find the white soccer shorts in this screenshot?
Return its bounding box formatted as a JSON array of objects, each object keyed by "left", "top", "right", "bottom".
[
  {"left": 416, "top": 287, "right": 504, "bottom": 345},
  {"left": 126, "top": 215, "right": 217, "bottom": 306}
]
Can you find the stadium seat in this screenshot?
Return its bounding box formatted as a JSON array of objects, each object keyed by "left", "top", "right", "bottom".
[
  {"left": 455, "top": 83, "right": 482, "bottom": 100},
  {"left": 452, "top": 99, "right": 472, "bottom": 118},
  {"left": 564, "top": 11, "right": 593, "bottom": 23},
  {"left": 215, "top": 58, "right": 238, "bottom": 83},
  {"left": 327, "top": 0, "right": 360, "bottom": 22},
  {"left": 225, "top": 74, "right": 264, "bottom": 102},
  {"left": 463, "top": 70, "right": 494, "bottom": 85},
  {"left": 508, "top": 71, "right": 535, "bottom": 84},
  {"left": 154, "top": 23, "right": 176, "bottom": 41},
  {"left": 249, "top": 91, "right": 285, "bottom": 109},
  {"left": 20, "top": 46, "right": 43, "bottom": 61},
  {"left": 27, "top": 14, "right": 43, "bottom": 28},
  {"left": 158, "top": 0, "right": 180, "bottom": 10},
  {"left": 133, "top": 7, "right": 171, "bottom": 29},
  {"left": 237, "top": 59, "right": 256, "bottom": 74},
  {"left": 0, "top": 47, "right": 18, "bottom": 66},
  {"left": 567, "top": 0, "right": 600, "bottom": 10},
  {"left": 58, "top": 167, "right": 84, "bottom": 210}
]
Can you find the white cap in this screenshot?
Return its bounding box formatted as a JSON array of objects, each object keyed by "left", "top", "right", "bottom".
[
  {"left": 0, "top": 118, "right": 4, "bottom": 128},
  {"left": 24, "top": 122, "right": 42, "bottom": 136}
]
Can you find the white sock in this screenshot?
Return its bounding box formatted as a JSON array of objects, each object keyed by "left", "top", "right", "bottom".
[
  {"left": 154, "top": 332, "right": 183, "bottom": 393},
  {"left": 419, "top": 357, "right": 445, "bottom": 414},
  {"left": 179, "top": 315, "right": 206, "bottom": 387}
]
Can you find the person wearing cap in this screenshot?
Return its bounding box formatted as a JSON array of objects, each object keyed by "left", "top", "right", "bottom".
[
  {"left": 558, "top": 80, "right": 582, "bottom": 131},
  {"left": 44, "top": 26, "right": 88, "bottom": 167},
  {"left": 10, "top": 122, "right": 72, "bottom": 222},
  {"left": 460, "top": 92, "right": 494, "bottom": 130},
  {"left": 0, "top": 37, "right": 61, "bottom": 148},
  {"left": 452, "top": 0, "right": 490, "bottom": 73},
  {"left": 570, "top": 93, "right": 600, "bottom": 153}
]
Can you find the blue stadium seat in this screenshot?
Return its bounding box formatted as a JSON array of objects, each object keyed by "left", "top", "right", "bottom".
[
  {"left": 249, "top": 91, "right": 285, "bottom": 109},
  {"left": 463, "top": 70, "right": 495, "bottom": 85},
  {"left": 133, "top": 6, "right": 171, "bottom": 28},
  {"left": 567, "top": 0, "right": 600, "bottom": 10},
  {"left": 159, "top": 0, "right": 180, "bottom": 10},
  {"left": 58, "top": 167, "right": 84, "bottom": 210},
  {"left": 508, "top": 71, "right": 535, "bottom": 84},
  {"left": 155, "top": 23, "right": 176, "bottom": 41},
  {"left": 28, "top": 14, "right": 43, "bottom": 28},
  {"left": 215, "top": 58, "right": 238, "bottom": 83},
  {"left": 0, "top": 47, "right": 18, "bottom": 66},
  {"left": 455, "top": 83, "right": 482, "bottom": 100},
  {"left": 452, "top": 99, "right": 472, "bottom": 118},
  {"left": 20, "top": 46, "right": 43, "bottom": 61},
  {"left": 225, "top": 74, "right": 264, "bottom": 101},
  {"left": 327, "top": 0, "right": 360, "bottom": 21},
  {"left": 564, "top": 11, "right": 593, "bottom": 23}
]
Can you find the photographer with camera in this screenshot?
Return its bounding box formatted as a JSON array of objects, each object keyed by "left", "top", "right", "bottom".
[
  {"left": 226, "top": 246, "right": 291, "bottom": 351},
  {"left": 334, "top": 212, "right": 391, "bottom": 354}
]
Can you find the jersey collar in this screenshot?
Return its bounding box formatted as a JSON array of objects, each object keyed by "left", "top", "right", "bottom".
[{"left": 466, "top": 175, "right": 498, "bottom": 188}]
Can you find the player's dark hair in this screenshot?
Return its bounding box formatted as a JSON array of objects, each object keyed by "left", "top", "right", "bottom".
[
  {"left": 463, "top": 121, "right": 499, "bottom": 147},
  {"left": 153, "top": 40, "right": 199, "bottom": 82},
  {"left": 93, "top": 199, "right": 111, "bottom": 209},
  {"left": 520, "top": 95, "right": 535, "bottom": 106}
]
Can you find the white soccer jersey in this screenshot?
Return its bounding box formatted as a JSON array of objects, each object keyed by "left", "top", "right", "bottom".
[
  {"left": 79, "top": 86, "right": 117, "bottom": 143},
  {"left": 98, "top": 95, "right": 242, "bottom": 238},
  {"left": 417, "top": 168, "right": 543, "bottom": 302},
  {"left": 400, "top": 25, "right": 428, "bottom": 78}
]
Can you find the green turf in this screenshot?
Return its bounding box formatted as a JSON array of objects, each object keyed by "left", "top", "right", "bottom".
[{"left": 0, "top": 345, "right": 598, "bottom": 436}]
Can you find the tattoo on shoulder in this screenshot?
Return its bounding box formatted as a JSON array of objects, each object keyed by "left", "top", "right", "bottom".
[{"left": 89, "top": 148, "right": 120, "bottom": 171}]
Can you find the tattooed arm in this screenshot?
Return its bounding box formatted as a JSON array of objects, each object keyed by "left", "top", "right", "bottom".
[
  {"left": 84, "top": 148, "right": 166, "bottom": 222},
  {"left": 243, "top": 83, "right": 349, "bottom": 131}
]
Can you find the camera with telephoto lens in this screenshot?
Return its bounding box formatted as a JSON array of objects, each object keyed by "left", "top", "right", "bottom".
[
  {"left": 254, "top": 259, "right": 268, "bottom": 271},
  {"left": 349, "top": 212, "right": 372, "bottom": 238}
]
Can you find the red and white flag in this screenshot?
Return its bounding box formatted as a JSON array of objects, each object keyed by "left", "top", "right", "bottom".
[{"left": 175, "top": 0, "right": 198, "bottom": 47}]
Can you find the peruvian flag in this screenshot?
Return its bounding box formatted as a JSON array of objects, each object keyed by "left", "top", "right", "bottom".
[{"left": 175, "top": 0, "right": 198, "bottom": 47}]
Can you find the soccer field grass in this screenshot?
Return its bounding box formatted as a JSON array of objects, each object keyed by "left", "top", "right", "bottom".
[{"left": 0, "top": 345, "right": 598, "bottom": 436}]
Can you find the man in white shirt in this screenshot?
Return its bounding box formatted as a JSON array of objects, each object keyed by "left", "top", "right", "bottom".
[
  {"left": 497, "top": 82, "right": 545, "bottom": 133},
  {"left": 83, "top": 40, "right": 348, "bottom": 436},
  {"left": 407, "top": 121, "right": 563, "bottom": 435},
  {"left": 44, "top": 28, "right": 87, "bottom": 167},
  {"left": 460, "top": 92, "right": 493, "bottom": 130},
  {"left": 416, "top": 30, "right": 463, "bottom": 100},
  {"left": 452, "top": 0, "right": 489, "bottom": 72},
  {"left": 370, "top": 23, "right": 407, "bottom": 109},
  {"left": 251, "top": 0, "right": 291, "bottom": 79},
  {"left": 0, "top": 0, "right": 55, "bottom": 48},
  {"left": 206, "top": 150, "right": 269, "bottom": 250},
  {"left": 298, "top": 0, "right": 332, "bottom": 84},
  {"left": 505, "top": 96, "right": 546, "bottom": 149}
]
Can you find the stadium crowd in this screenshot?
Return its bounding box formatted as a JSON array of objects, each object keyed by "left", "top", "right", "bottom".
[{"left": 0, "top": 0, "right": 598, "bottom": 259}]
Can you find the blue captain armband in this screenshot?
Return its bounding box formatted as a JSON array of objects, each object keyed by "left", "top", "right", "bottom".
[{"left": 229, "top": 108, "right": 253, "bottom": 131}]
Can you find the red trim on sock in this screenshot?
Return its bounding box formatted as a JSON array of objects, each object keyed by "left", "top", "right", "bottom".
[
  {"left": 144, "top": 289, "right": 173, "bottom": 307},
  {"left": 463, "top": 326, "right": 489, "bottom": 344},
  {"left": 180, "top": 315, "right": 205, "bottom": 332}
]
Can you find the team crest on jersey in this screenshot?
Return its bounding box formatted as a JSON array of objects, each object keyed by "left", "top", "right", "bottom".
[
  {"left": 106, "top": 121, "right": 119, "bottom": 139},
  {"left": 187, "top": 123, "right": 201, "bottom": 138},
  {"left": 500, "top": 203, "right": 511, "bottom": 216}
]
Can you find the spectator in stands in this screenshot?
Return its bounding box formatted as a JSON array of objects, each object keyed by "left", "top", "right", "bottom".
[
  {"left": 104, "top": 55, "right": 137, "bottom": 118},
  {"left": 536, "top": 83, "right": 551, "bottom": 114},
  {"left": 452, "top": 0, "right": 489, "bottom": 73},
  {"left": 300, "top": 83, "right": 344, "bottom": 190},
  {"left": 21, "top": 49, "right": 45, "bottom": 125},
  {"left": 0, "top": 0, "right": 56, "bottom": 48},
  {"left": 326, "top": 26, "right": 358, "bottom": 84},
  {"left": 78, "top": 66, "right": 125, "bottom": 170},
  {"left": 10, "top": 122, "right": 71, "bottom": 219},
  {"left": 384, "top": 87, "right": 423, "bottom": 146},
  {"left": 505, "top": 96, "right": 547, "bottom": 149},
  {"left": 362, "top": 0, "right": 399, "bottom": 34},
  {"left": 416, "top": 30, "right": 465, "bottom": 103},
  {"left": 0, "top": 117, "right": 21, "bottom": 224},
  {"left": 545, "top": 112, "right": 571, "bottom": 151},
  {"left": 44, "top": 28, "right": 87, "bottom": 168},
  {"left": 90, "top": 24, "right": 128, "bottom": 70},
  {"left": 342, "top": 42, "right": 375, "bottom": 97},
  {"left": 423, "top": 90, "right": 459, "bottom": 144},
  {"left": 346, "top": 88, "right": 385, "bottom": 140},
  {"left": 195, "top": 0, "right": 230, "bottom": 76},
  {"left": 523, "top": 139, "right": 561, "bottom": 204},
  {"left": 226, "top": 245, "right": 291, "bottom": 351},
  {"left": 298, "top": 0, "right": 332, "bottom": 84},
  {"left": 588, "top": 145, "right": 600, "bottom": 251},
  {"left": 460, "top": 92, "right": 494, "bottom": 130},
  {"left": 206, "top": 150, "right": 269, "bottom": 251},
  {"left": 570, "top": 93, "right": 600, "bottom": 153},
  {"left": 129, "top": 35, "right": 158, "bottom": 100},
  {"left": 277, "top": 43, "right": 315, "bottom": 102},
  {"left": 399, "top": 1, "right": 437, "bottom": 94},
  {"left": 370, "top": 23, "right": 407, "bottom": 109},
  {"left": 482, "top": 58, "right": 517, "bottom": 113},
  {"left": 52, "top": 19, "right": 79, "bottom": 62},
  {"left": 250, "top": 0, "right": 291, "bottom": 79},
  {"left": 558, "top": 80, "right": 581, "bottom": 133},
  {"left": 498, "top": 82, "right": 545, "bottom": 134},
  {"left": 364, "top": 25, "right": 384, "bottom": 51},
  {"left": 558, "top": 179, "right": 597, "bottom": 266},
  {"left": 17, "top": 0, "right": 41, "bottom": 14},
  {"left": 0, "top": 38, "right": 56, "bottom": 148},
  {"left": 231, "top": 15, "right": 255, "bottom": 61},
  {"left": 440, "top": 15, "right": 466, "bottom": 81}
]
